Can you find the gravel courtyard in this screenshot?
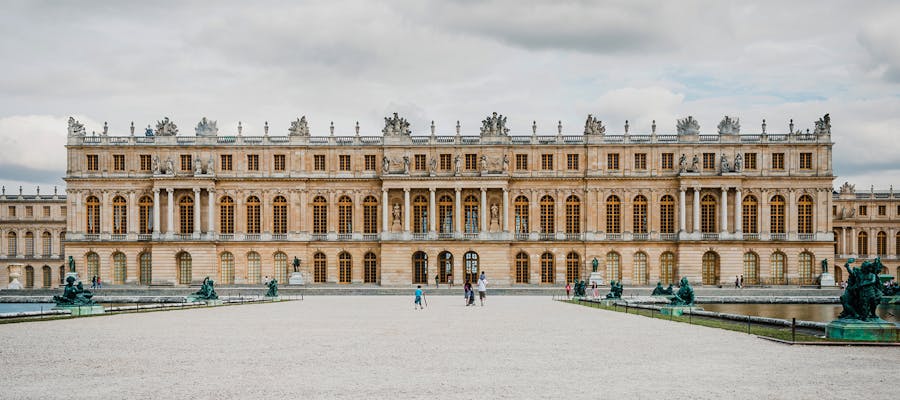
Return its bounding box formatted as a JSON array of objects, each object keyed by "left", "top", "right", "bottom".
[{"left": 0, "top": 296, "right": 895, "bottom": 399}]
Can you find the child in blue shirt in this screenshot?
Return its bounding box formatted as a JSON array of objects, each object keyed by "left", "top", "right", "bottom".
[{"left": 414, "top": 285, "right": 425, "bottom": 310}]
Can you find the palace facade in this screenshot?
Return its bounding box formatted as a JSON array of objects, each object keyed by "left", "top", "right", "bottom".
[
  {"left": 0, "top": 189, "right": 68, "bottom": 288},
  {"left": 47, "top": 113, "right": 837, "bottom": 287},
  {"left": 832, "top": 182, "right": 900, "bottom": 281}
]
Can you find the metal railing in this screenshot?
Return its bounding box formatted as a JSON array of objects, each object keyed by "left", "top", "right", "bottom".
[
  {"left": 310, "top": 234, "right": 327, "bottom": 241},
  {"left": 701, "top": 233, "right": 719, "bottom": 240},
  {"left": 744, "top": 233, "right": 759, "bottom": 240},
  {"left": 770, "top": 233, "right": 787, "bottom": 240},
  {"left": 659, "top": 233, "right": 677, "bottom": 241},
  {"left": 272, "top": 233, "right": 287, "bottom": 240},
  {"left": 244, "top": 234, "right": 260, "bottom": 241},
  {"left": 633, "top": 233, "right": 649, "bottom": 241}
]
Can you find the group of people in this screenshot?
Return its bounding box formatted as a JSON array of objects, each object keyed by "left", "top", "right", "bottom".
[
  {"left": 90, "top": 275, "right": 102, "bottom": 289},
  {"left": 734, "top": 274, "right": 744, "bottom": 288},
  {"left": 415, "top": 272, "right": 488, "bottom": 309},
  {"left": 565, "top": 281, "right": 599, "bottom": 299}
]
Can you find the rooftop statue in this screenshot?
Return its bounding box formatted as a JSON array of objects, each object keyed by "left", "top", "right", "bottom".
[
  {"left": 838, "top": 258, "right": 883, "bottom": 321},
  {"left": 839, "top": 181, "right": 855, "bottom": 194},
  {"left": 192, "top": 276, "right": 218, "bottom": 300},
  {"left": 265, "top": 278, "right": 279, "bottom": 297},
  {"left": 652, "top": 282, "right": 674, "bottom": 296},
  {"left": 814, "top": 113, "right": 831, "bottom": 135},
  {"left": 195, "top": 117, "right": 218, "bottom": 136},
  {"left": 480, "top": 112, "right": 510, "bottom": 136},
  {"left": 53, "top": 276, "right": 95, "bottom": 306},
  {"left": 605, "top": 280, "right": 623, "bottom": 299},
  {"left": 676, "top": 116, "right": 700, "bottom": 135},
  {"left": 382, "top": 113, "right": 411, "bottom": 136},
  {"left": 717, "top": 115, "right": 741, "bottom": 135},
  {"left": 155, "top": 117, "right": 178, "bottom": 136},
  {"left": 670, "top": 277, "right": 695, "bottom": 306},
  {"left": 289, "top": 116, "right": 310, "bottom": 136},
  {"left": 67, "top": 117, "right": 86, "bottom": 136},
  {"left": 583, "top": 114, "right": 606, "bottom": 135}
]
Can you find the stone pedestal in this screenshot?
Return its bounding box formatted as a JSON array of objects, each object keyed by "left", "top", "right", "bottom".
[
  {"left": 65, "top": 272, "right": 80, "bottom": 282},
  {"left": 819, "top": 272, "right": 835, "bottom": 288},
  {"left": 7, "top": 264, "right": 23, "bottom": 289},
  {"left": 7, "top": 278, "right": 23, "bottom": 290},
  {"left": 588, "top": 272, "right": 604, "bottom": 287},
  {"left": 53, "top": 305, "right": 105, "bottom": 316},
  {"left": 660, "top": 305, "right": 702, "bottom": 317},
  {"left": 826, "top": 319, "right": 899, "bottom": 341},
  {"left": 288, "top": 272, "right": 305, "bottom": 285}
]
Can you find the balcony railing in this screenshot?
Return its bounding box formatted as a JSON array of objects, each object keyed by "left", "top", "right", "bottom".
[
  {"left": 770, "top": 233, "right": 786, "bottom": 241},
  {"left": 701, "top": 233, "right": 719, "bottom": 240},
  {"left": 218, "top": 234, "right": 234, "bottom": 241},
  {"left": 272, "top": 233, "right": 288, "bottom": 240},
  {"left": 633, "top": 233, "right": 649, "bottom": 241},
  {"left": 311, "top": 234, "right": 327, "bottom": 241},
  {"left": 538, "top": 232, "right": 555, "bottom": 241},
  {"left": 336, "top": 233, "right": 352, "bottom": 240},
  {"left": 463, "top": 233, "right": 479, "bottom": 240},
  {"left": 515, "top": 233, "right": 530, "bottom": 241},
  {"left": 137, "top": 234, "right": 152, "bottom": 241},
  {"left": 362, "top": 234, "right": 379, "bottom": 241},
  {"left": 659, "top": 233, "right": 677, "bottom": 241},
  {"left": 412, "top": 233, "right": 427, "bottom": 240},
  {"left": 175, "top": 233, "right": 192, "bottom": 240},
  {"left": 798, "top": 233, "right": 814, "bottom": 240},
  {"left": 744, "top": 233, "right": 759, "bottom": 240},
  {"left": 110, "top": 234, "right": 126, "bottom": 241},
  {"left": 85, "top": 234, "right": 100, "bottom": 241},
  {"left": 606, "top": 233, "right": 622, "bottom": 241},
  {"left": 564, "top": 233, "right": 583, "bottom": 241},
  {"left": 437, "top": 232, "right": 454, "bottom": 240}
]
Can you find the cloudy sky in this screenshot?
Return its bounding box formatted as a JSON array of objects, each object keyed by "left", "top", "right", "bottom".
[{"left": 1, "top": 0, "right": 899, "bottom": 194}]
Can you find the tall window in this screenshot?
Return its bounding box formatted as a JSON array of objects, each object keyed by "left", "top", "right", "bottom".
[
  {"left": 702, "top": 153, "right": 715, "bottom": 170},
  {"left": 742, "top": 195, "right": 758, "bottom": 234},
  {"left": 314, "top": 252, "right": 327, "bottom": 283},
  {"left": 606, "top": 195, "right": 621, "bottom": 234},
  {"left": 219, "top": 196, "right": 234, "bottom": 234},
  {"left": 515, "top": 154, "right": 528, "bottom": 170},
  {"left": 7, "top": 232, "right": 16, "bottom": 256},
  {"left": 607, "top": 153, "right": 620, "bottom": 170},
  {"left": 87, "top": 252, "right": 99, "bottom": 279},
  {"left": 515, "top": 252, "right": 529, "bottom": 284},
  {"left": 798, "top": 252, "right": 813, "bottom": 284},
  {"left": 877, "top": 231, "right": 887, "bottom": 256},
  {"left": 112, "top": 196, "right": 127, "bottom": 234},
  {"left": 140, "top": 154, "right": 152, "bottom": 171},
  {"left": 541, "top": 154, "right": 553, "bottom": 170},
  {"left": 364, "top": 252, "right": 377, "bottom": 283},
  {"left": 246, "top": 196, "right": 260, "bottom": 234},
  {"left": 565, "top": 195, "right": 581, "bottom": 234},
  {"left": 363, "top": 196, "right": 378, "bottom": 234},
  {"left": 86, "top": 196, "right": 100, "bottom": 234},
  {"left": 771, "top": 153, "right": 784, "bottom": 170},
  {"left": 247, "top": 154, "right": 260, "bottom": 171},
  {"left": 86, "top": 154, "right": 99, "bottom": 171},
  {"left": 42, "top": 231, "right": 51, "bottom": 256},
  {"left": 540, "top": 252, "right": 555, "bottom": 283},
  {"left": 464, "top": 195, "right": 479, "bottom": 233},
  {"left": 220, "top": 154, "right": 233, "bottom": 171},
  {"left": 140, "top": 252, "right": 152, "bottom": 285},
  {"left": 24, "top": 232, "right": 34, "bottom": 256},
  {"left": 770, "top": 195, "right": 785, "bottom": 234},
  {"left": 339, "top": 155, "right": 351, "bottom": 171},
  {"left": 634, "top": 153, "right": 647, "bottom": 170},
  {"left": 220, "top": 252, "right": 235, "bottom": 284},
  {"left": 702, "top": 251, "right": 719, "bottom": 285},
  {"left": 273, "top": 196, "right": 287, "bottom": 234},
  {"left": 414, "top": 154, "right": 426, "bottom": 171},
  {"left": 339, "top": 252, "right": 352, "bottom": 283},
  {"left": 661, "top": 153, "right": 674, "bottom": 170},
  {"left": 633, "top": 195, "right": 647, "bottom": 233},
  {"left": 566, "top": 252, "right": 580, "bottom": 283},
  {"left": 606, "top": 252, "right": 621, "bottom": 282},
  {"left": 113, "top": 154, "right": 125, "bottom": 171},
  {"left": 858, "top": 231, "right": 869, "bottom": 256},
  {"left": 859, "top": 205, "right": 867, "bottom": 216},
  {"left": 744, "top": 153, "right": 757, "bottom": 169},
  {"left": 660, "top": 195, "right": 674, "bottom": 234},
  {"left": 633, "top": 252, "right": 648, "bottom": 285},
  {"left": 440, "top": 154, "right": 452, "bottom": 170},
  {"left": 247, "top": 251, "right": 262, "bottom": 284},
  {"left": 465, "top": 154, "right": 477, "bottom": 170},
  {"left": 743, "top": 252, "right": 759, "bottom": 285},
  {"left": 412, "top": 195, "right": 428, "bottom": 234},
  {"left": 797, "top": 195, "right": 813, "bottom": 234},
  {"left": 274, "top": 252, "right": 288, "bottom": 283},
  {"left": 180, "top": 154, "right": 192, "bottom": 171},
  {"left": 179, "top": 196, "right": 193, "bottom": 234},
  {"left": 700, "top": 194, "right": 717, "bottom": 233},
  {"left": 113, "top": 252, "right": 126, "bottom": 284},
  {"left": 438, "top": 195, "right": 453, "bottom": 233},
  {"left": 514, "top": 196, "right": 529, "bottom": 234},
  {"left": 438, "top": 252, "right": 452, "bottom": 283},
  {"left": 139, "top": 195, "right": 153, "bottom": 234},
  {"left": 413, "top": 252, "right": 428, "bottom": 284},
  {"left": 338, "top": 196, "right": 353, "bottom": 234},
  {"left": 178, "top": 252, "right": 192, "bottom": 285},
  {"left": 660, "top": 252, "right": 676, "bottom": 285},
  {"left": 771, "top": 252, "right": 785, "bottom": 283},
  {"left": 566, "top": 154, "right": 579, "bottom": 170},
  {"left": 274, "top": 154, "right": 286, "bottom": 171},
  {"left": 313, "top": 196, "right": 327, "bottom": 234},
  {"left": 539, "top": 195, "right": 555, "bottom": 234},
  {"left": 365, "top": 154, "right": 376, "bottom": 171},
  {"left": 799, "top": 152, "right": 812, "bottom": 169}
]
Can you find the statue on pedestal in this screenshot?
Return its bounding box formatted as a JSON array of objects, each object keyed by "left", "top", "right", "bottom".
[
  {"left": 293, "top": 257, "right": 301, "bottom": 273},
  {"left": 53, "top": 276, "right": 95, "bottom": 306},
  {"left": 68, "top": 256, "right": 75, "bottom": 273},
  {"left": 265, "top": 279, "right": 279, "bottom": 297},
  {"left": 821, "top": 258, "right": 828, "bottom": 274},
  {"left": 573, "top": 280, "right": 586, "bottom": 297},
  {"left": 837, "top": 258, "right": 883, "bottom": 321},
  {"left": 192, "top": 277, "right": 218, "bottom": 300},
  {"left": 591, "top": 257, "right": 599, "bottom": 273},
  {"left": 605, "top": 281, "right": 623, "bottom": 299},
  {"left": 670, "top": 277, "right": 695, "bottom": 306},
  {"left": 652, "top": 282, "right": 674, "bottom": 296}
]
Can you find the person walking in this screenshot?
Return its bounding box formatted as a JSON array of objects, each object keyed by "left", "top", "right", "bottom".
[
  {"left": 97, "top": 276, "right": 102, "bottom": 289},
  {"left": 91, "top": 275, "right": 97, "bottom": 289},
  {"left": 739, "top": 274, "right": 744, "bottom": 288},
  {"left": 565, "top": 282, "right": 572, "bottom": 299},
  {"left": 434, "top": 274, "right": 439, "bottom": 289},
  {"left": 414, "top": 285, "right": 425, "bottom": 310},
  {"left": 477, "top": 273, "right": 488, "bottom": 306},
  {"left": 463, "top": 280, "right": 472, "bottom": 306},
  {"left": 734, "top": 275, "right": 740, "bottom": 289},
  {"left": 592, "top": 282, "right": 599, "bottom": 298}
]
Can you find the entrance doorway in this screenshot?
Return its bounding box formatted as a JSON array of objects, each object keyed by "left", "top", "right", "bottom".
[
  {"left": 438, "top": 251, "right": 453, "bottom": 284},
  {"left": 464, "top": 251, "right": 479, "bottom": 284}
]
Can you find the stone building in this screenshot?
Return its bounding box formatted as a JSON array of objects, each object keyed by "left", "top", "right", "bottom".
[
  {"left": 832, "top": 182, "right": 900, "bottom": 282},
  {"left": 53, "top": 113, "right": 835, "bottom": 287},
  {"left": 0, "top": 187, "right": 68, "bottom": 288}
]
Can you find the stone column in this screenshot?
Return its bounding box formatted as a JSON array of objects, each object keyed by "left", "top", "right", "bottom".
[
  {"left": 382, "top": 189, "right": 389, "bottom": 233},
  {"left": 403, "top": 188, "right": 410, "bottom": 232},
  {"left": 100, "top": 191, "right": 109, "bottom": 234},
  {"left": 153, "top": 189, "right": 160, "bottom": 235},
  {"left": 502, "top": 188, "right": 510, "bottom": 232},
  {"left": 735, "top": 188, "right": 743, "bottom": 234},
  {"left": 842, "top": 227, "right": 847, "bottom": 256},
  {"left": 193, "top": 188, "right": 201, "bottom": 235},
  {"left": 848, "top": 227, "right": 855, "bottom": 255},
  {"left": 679, "top": 188, "right": 686, "bottom": 233},
  {"left": 480, "top": 187, "right": 487, "bottom": 232},
  {"left": 692, "top": 187, "right": 700, "bottom": 234},
  {"left": 299, "top": 190, "right": 307, "bottom": 232},
  {"left": 720, "top": 187, "right": 728, "bottom": 233},
  {"left": 128, "top": 191, "right": 136, "bottom": 233},
  {"left": 454, "top": 188, "right": 462, "bottom": 234},
  {"left": 429, "top": 188, "right": 436, "bottom": 233},
  {"left": 166, "top": 189, "right": 174, "bottom": 235},
  {"left": 207, "top": 189, "right": 216, "bottom": 235}
]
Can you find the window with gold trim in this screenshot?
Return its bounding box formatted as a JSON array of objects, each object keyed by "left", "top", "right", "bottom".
[
  {"left": 702, "top": 251, "right": 719, "bottom": 285},
  {"left": 465, "top": 154, "right": 477, "bottom": 170},
  {"left": 247, "top": 154, "right": 260, "bottom": 171},
  {"left": 743, "top": 252, "right": 759, "bottom": 284},
  {"left": 661, "top": 153, "right": 673, "bottom": 170},
  {"left": 742, "top": 195, "right": 758, "bottom": 234},
  {"left": 565, "top": 195, "right": 581, "bottom": 234},
  {"left": 540, "top": 252, "right": 555, "bottom": 284},
  {"left": 24, "top": 232, "right": 33, "bottom": 256},
  {"left": 702, "top": 153, "right": 715, "bottom": 170},
  {"left": 799, "top": 152, "right": 812, "bottom": 170},
  {"left": 515, "top": 154, "right": 528, "bottom": 170},
  {"left": 87, "top": 252, "right": 99, "bottom": 280},
  {"left": 566, "top": 252, "right": 580, "bottom": 283},
  {"left": 314, "top": 252, "right": 327, "bottom": 283},
  {"left": 797, "top": 195, "right": 813, "bottom": 234},
  {"left": 114, "top": 253, "right": 127, "bottom": 284},
  {"left": 180, "top": 154, "right": 192, "bottom": 171},
  {"left": 339, "top": 154, "right": 351, "bottom": 171},
  {"left": 438, "top": 195, "right": 453, "bottom": 233},
  {"left": 363, "top": 196, "right": 378, "bottom": 234},
  {"left": 140, "top": 154, "right": 152, "bottom": 171},
  {"left": 246, "top": 196, "right": 260, "bottom": 234},
  {"left": 566, "top": 154, "right": 579, "bottom": 170},
  {"left": 633, "top": 252, "right": 648, "bottom": 285},
  {"left": 634, "top": 153, "right": 647, "bottom": 170},
  {"left": 439, "top": 154, "right": 452, "bottom": 170},
  {"left": 312, "top": 196, "right": 327, "bottom": 235},
  {"left": 179, "top": 196, "right": 194, "bottom": 234},
  {"left": 338, "top": 196, "right": 353, "bottom": 234},
  {"left": 364, "top": 252, "right": 377, "bottom": 283},
  {"left": 514, "top": 195, "right": 529, "bottom": 234},
  {"left": 464, "top": 195, "right": 480, "bottom": 233},
  {"left": 42, "top": 231, "right": 51, "bottom": 256},
  {"left": 339, "top": 252, "right": 351, "bottom": 283},
  {"left": 178, "top": 252, "right": 192, "bottom": 285},
  {"left": 771, "top": 252, "right": 785, "bottom": 283},
  {"left": 798, "top": 252, "right": 813, "bottom": 284},
  {"left": 273, "top": 196, "right": 287, "bottom": 234},
  {"left": 606, "top": 252, "right": 621, "bottom": 282},
  {"left": 139, "top": 195, "right": 153, "bottom": 234},
  {"left": 413, "top": 195, "right": 428, "bottom": 234},
  {"left": 541, "top": 154, "right": 553, "bottom": 170},
  {"left": 365, "top": 154, "right": 376, "bottom": 171},
  {"left": 274, "top": 154, "right": 286, "bottom": 172},
  {"left": 112, "top": 196, "right": 127, "bottom": 234},
  {"left": 6, "top": 232, "right": 15, "bottom": 256},
  {"left": 877, "top": 231, "right": 887, "bottom": 256},
  {"left": 633, "top": 195, "right": 647, "bottom": 233},
  {"left": 246, "top": 252, "right": 260, "bottom": 284},
  {"left": 606, "top": 195, "right": 620, "bottom": 233},
  {"left": 313, "top": 155, "right": 326, "bottom": 171},
  {"left": 219, "top": 196, "right": 234, "bottom": 234},
  {"left": 515, "top": 252, "right": 529, "bottom": 284},
  {"left": 770, "top": 195, "right": 785, "bottom": 234},
  {"left": 113, "top": 154, "right": 125, "bottom": 171},
  {"left": 220, "top": 252, "right": 235, "bottom": 284},
  {"left": 660, "top": 195, "right": 675, "bottom": 234},
  {"left": 771, "top": 153, "right": 784, "bottom": 170},
  {"left": 414, "top": 154, "right": 426, "bottom": 171},
  {"left": 220, "top": 154, "right": 233, "bottom": 171},
  {"left": 700, "top": 194, "right": 717, "bottom": 233},
  {"left": 274, "top": 252, "right": 288, "bottom": 283},
  {"left": 539, "top": 195, "right": 555, "bottom": 234},
  {"left": 858, "top": 231, "right": 869, "bottom": 256},
  {"left": 86, "top": 154, "right": 98, "bottom": 171},
  {"left": 660, "top": 252, "right": 676, "bottom": 285},
  {"left": 607, "top": 153, "right": 619, "bottom": 170},
  {"left": 86, "top": 196, "right": 100, "bottom": 234},
  {"left": 744, "top": 152, "right": 757, "bottom": 169}
]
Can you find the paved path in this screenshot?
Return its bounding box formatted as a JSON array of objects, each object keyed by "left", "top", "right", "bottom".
[{"left": 0, "top": 296, "right": 895, "bottom": 399}]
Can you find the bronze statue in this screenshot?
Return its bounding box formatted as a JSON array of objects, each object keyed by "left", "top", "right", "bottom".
[
  {"left": 292, "top": 257, "right": 301, "bottom": 273},
  {"left": 573, "top": 280, "right": 586, "bottom": 297},
  {"left": 68, "top": 256, "right": 75, "bottom": 273},
  {"left": 838, "top": 258, "right": 883, "bottom": 321},
  {"left": 821, "top": 258, "right": 828, "bottom": 274},
  {"left": 265, "top": 279, "right": 279, "bottom": 297},
  {"left": 192, "top": 276, "right": 218, "bottom": 300},
  {"left": 670, "top": 277, "right": 695, "bottom": 306},
  {"left": 53, "top": 276, "right": 95, "bottom": 306},
  {"left": 652, "top": 282, "right": 674, "bottom": 296},
  {"left": 591, "top": 257, "right": 599, "bottom": 273},
  {"left": 605, "top": 281, "right": 623, "bottom": 299}
]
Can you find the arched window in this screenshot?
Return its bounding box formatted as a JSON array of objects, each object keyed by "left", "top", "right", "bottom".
[
  {"left": 86, "top": 196, "right": 100, "bottom": 234},
  {"left": 314, "top": 252, "right": 327, "bottom": 283},
  {"left": 337, "top": 196, "right": 353, "bottom": 235},
  {"left": 363, "top": 252, "right": 378, "bottom": 283},
  {"left": 179, "top": 196, "right": 194, "bottom": 235},
  {"left": 6, "top": 232, "right": 15, "bottom": 256},
  {"left": 313, "top": 196, "right": 327, "bottom": 235},
  {"left": 246, "top": 196, "right": 260, "bottom": 234},
  {"left": 743, "top": 252, "right": 759, "bottom": 285},
  {"left": 876, "top": 231, "right": 887, "bottom": 256},
  {"left": 59, "top": 266, "right": 65, "bottom": 285},
  {"left": 700, "top": 194, "right": 717, "bottom": 233},
  {"left": 273, "top": 196, "right": 288, "bottom": 235},
  {"left": 113, "top": 252, "right": 126, "bottom": 284},
  {"left": 139, "top": 252, "right": 152, "bottom": 285},
  {"left": 24, "top": 266, "right": 33, "bottom": 288},
  {"left": 464, "top": 195, "right": 480, "bottom": 233},
  {"left": 219, "top": 196, "right": 234, "bottom": 234},
  {"left": 565, "top": 196, "right": 581, "bottom": 234},
  {"left": 438, "top": 195, "right": 454, "bottom": 234},
  {"left": 42, "top": 266, "right": 51, "bottom": 288},
  {"left": 659, "top": 195, "right": 674, "bottom": 234},
  {"left": 566, "top": 252, "right": 580, "bottom": 283},
  {"left": 633, "top": 195, "right": 648, "bottom": 234},
  {"left": 606, "top": 252, "right": 621, "bottom": 282},
  {"left": 633, "top": 252, "right": 648, "bottom": 285},
  {"left": 112, "top": 196, "right": 127, "bottom": 234},
  {"left": 514, "top": 196, "right": 529, "bottom": 234},
  {"left": 139, "top": 195, "right": 153, "bottom": 234},
  {"left": 540, "top": 195, "right": 555, "bottom": 234},
  {"left": 363, "top": 196, "right": 379, "bottom": 234},
  {"left": 540, "top": 252, "right": 555, "bottom": 284},
  {"left": 247, "top": 252, "right": 260, "bottom": 284},
  {"left": 660, "top": 252, "right": 676, "bottom": 285},
  {"left": 177, "top": 252, "right": 192, "bottom": 285},
  {"left": 24, "top": 232, "right": 34, "bottom": 256},
  {"left": 220, "top": 252, "right": 235, "bottom": 284},
  {"left": 413, "top": 251, "right": 428, "bottom": 284},
  {"left": 515, "top": 252, "right": 529, "bottom": 284},
  {"left": 770, "top": 195, "right": 785, "bottom": 234},
  {"left": 858, "top": 231, "right": 869, "bottom": 256},
  {"left": 606, "top": 196, "right": 621, "bottom": 234},
  {"left": 274, "top": 252, "right": 288, "bottom": 283},
  {"left": 464, "top": 251, "right": 479, "bottom": 284},
  {"left": 438, "top": 251, "right": 453, "bottom": 283},
  {"left": 771, "top": 252, "right": 786, "bottom": 284},
  {"left": 742, "top": 195, "right": 758, "bottom": 234},
  {"left": 87, "top": 252, "right": 99, "bottom": 280},
  {"left": 42, "top": 231, "right": 52, "bottom": 257},
  {"left": 702, "top": 251, "right": 719, "bottom": 285},
  {"left": 412, "top": 195, "right": 428, "bottom": 234},
  {"left": 339, "top": 252, "right": 352, "bottom": 283},
  {"left": 798, "top": 252, "right": 814, "bottom": 284},
  {"left": 797, "top": 195, "right": 813, "bottom": 234}
]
